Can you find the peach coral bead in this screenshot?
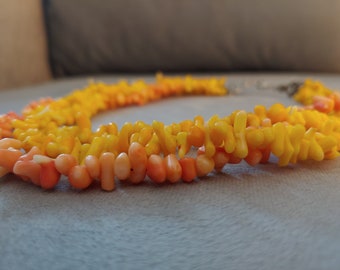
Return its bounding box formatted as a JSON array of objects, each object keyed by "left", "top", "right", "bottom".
[
  {"left": 0, "top": 138, "right": 22, "bottom": 149},
  {"left": 13, "top": 160, "right": 41, "bottom": 186},
  {"left": 146, "top": 154, "right": 166, "bottom": 184},
  {"left": 84, "top": 155, "right": 100, "bottom": 180},
  {"left": 68, "top": 165, "right": 93, "bottom": 190},
  {"left": 128, "top": 142, "right": 147, "bottom": 184},
  {"left": 55, "top": 154, "right": 78, "bottom": 176},
  {"left": 39, "top": 160, "right": 61, "bottom": 190},
  {"left": 179, "top": 157, "right": 197, "bottom": 183},
  {"left": 212, "top": 148, "right": 230, "bottom": 171},
  {"left": 164, "top": 154, "right": 182, "bottom": 183},
  {"left": 0, "top": 148, "right": 22, "bottom": 171},
  {"left": 195, "top": 155, "right": 215, "bottom": 177},
  {"left": 99, "top": 152, "right": 115, "bottom": 191},
  {"left": 114, "top": 152, "right": 131, "bottom": 181}
]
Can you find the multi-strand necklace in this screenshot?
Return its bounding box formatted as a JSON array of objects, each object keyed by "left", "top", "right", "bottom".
[{"left": 0, "top": 74, "right": 339, "bottom": 191}]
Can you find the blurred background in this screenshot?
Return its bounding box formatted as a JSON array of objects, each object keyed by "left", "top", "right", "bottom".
[{"left": 1, "top": 0, "right": 340, "bottom": 90}]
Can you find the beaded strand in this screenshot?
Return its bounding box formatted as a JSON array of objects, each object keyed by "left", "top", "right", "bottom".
[{"left": 0, "top": 74, "right": 340, "bottom": 191}]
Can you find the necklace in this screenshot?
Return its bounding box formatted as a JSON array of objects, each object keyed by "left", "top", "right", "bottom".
[{"left": 0, "top": 74, "right": 339, "bottom": 191}]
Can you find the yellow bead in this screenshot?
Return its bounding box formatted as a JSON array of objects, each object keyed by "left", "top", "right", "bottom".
[
  {"left": 271, "top": 123, "right": 286, "bottom": 157},
  {"left": 75, "top": 112, "right": 92, "bottom": 130},
  {"left": 104, "top": 134, "right": 119, "bottom": 155},
  {"left": 298, "top": 139, "right": 310, "bottom": 161},
  {"left": 223, "top": 124, "right": 235, "bottom": 153},
  {"left": 177, "top": 132, "right": 189, "bottom": 158},
  {"left": 144, "top": 133, "right": 160, "bottom": 156},
  {"left": 278, "top": 135, "right": 294, "bottom": 167},
  {"left": 267, "top": 103, "right": 288, "bottom": 123},
  {"left": 233, "top": 111, "right": 248, "bottom": 159},
  {"left": 71, "top": 137, "right": 82, "bottom": 162},
  {"left": 317, "top": 135, "right": 337, "bottom": 153},
  {"left": 138, "top": 127, "right": 153, "bottom": 146},
  {"left": 46, "top": 142, "right": 60, "bottom": 158},
  {"left": 254, "top": 105, "right": 266, "bottom": 120},
  {"left": 86, "top": 136, "right": 106, "bottom": 157},
  {"left": 210, "top": 120, "right": 228, "bottom": 147},
  {"left": 289, "top": 124, "right": 305, "bottom": 163},
  {"left": 117, "top": 122, "right": 133, "bottom": 153},
  {"left": 308, "top": 139, "right": 324, "bottom": 161},
  {"left": 246, "top": 128, "right": 264, "bottom": 149}
]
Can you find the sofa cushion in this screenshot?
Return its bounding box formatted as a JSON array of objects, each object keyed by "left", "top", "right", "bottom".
[
  {"left": 0, "top": 0, "right": 51, "bottom": 90},
  {"left": 44, "top": 0, "right": 340, "bottom": 77}
]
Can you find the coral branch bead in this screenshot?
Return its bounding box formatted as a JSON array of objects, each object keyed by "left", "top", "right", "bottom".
[
  {"left": 0, "top": 166, "right": 10, "bottom": 178},
  {"left": 39, "top": 160, "right": 61, "bottom": 189},
  {"left": 164, "top": 154, "right": 182, "bottom": 183},
  {"left": 244, "top": 149, "right": 263, "bottom": 166},
  {"left": 0, "top": 148, "right": 22, "bottom": 171},
  {"left": 146, "top": 154, "right": 166, "bottom": 183},
  {"left": 179, "top": 157, "right": 197, "bottom": 183},
  {"left": 55, "top": 154, "right": 78, "bottom": 175},
  {"left": 84, "top": 155, "right": 100, "bottom": 180},
  {"left": 195, "top": 155, "right": 215, "bottom": 177},
  {"left": 13, "top": 160, "right": 41, "bottom": 186},
  {"left": 128, "top": 142, "right": 147, "bottom": 184},
  {"left": 213, "top": 148, "right": 230, "bottom": 171},
  {"left": 68, "top": 165, "right": 93, "bottom": 190},
  {"left": 99, "top": 152, "right": 116, "bottom": 191},
  {"left": 0, "top": 138, "right": 22, "bottom": 149},
  {"left": 114, "top": 152, "right": 131, "bottom": 181}
]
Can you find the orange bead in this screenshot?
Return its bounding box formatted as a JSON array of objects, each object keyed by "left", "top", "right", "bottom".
[
  {"left": 55, "top": 154, "right": 78, "bottom": 175},
  {"left": 330, "top": 92, "right": 340, "bottom": 111},
  {"left": 0, "top": 166, "right": 9, "bottom": 178},
  {"left": 128, "top": 142, "right": 147, "bottom": 184},
  {"left": 99, "top": 152, "right": 115, "bottom": 191},
  {"left": 244, "top": 149, "right": 263, "bottom": 166},
  {"left": 164, "top": 154, "right": 182, "bottom": 183},
  {"left": 18, "top": 146, "right": 42, "bottom": 161},
  {"left": 0, "top": 148, "right": 22, "bottom": 171},
  {"left": 228, "top": 154, "right": 242, "bottom": 164},
  {"left": 40, "top": 161, "right": 61, "bottom": 189},
  {"left": 0, "top": 138, "right": 22, "bottom": 149},
  {"left": 213, "top": 148, "right": 230, "bottom": 171},
  {"left": 313, "top": 96, "right": 334, "bottom": 113},
  {"left": 13, "top": 160, "right": 41, "bottom": 186},
  {"left": 68, "top": 165, "right": 93, "bottom": 190},
  {"left": 146, "top": 154, "right": 166, "bottom": 183},
  {"left": 260, "top": 147, "right": 271, "bottom": 164},
  {"left": 195, "top": 155, "right": 215, "bottom": 177},
  {"left": 179, "top": 157, "right": 197, "bottom": 183},
  {"left": 114, "top": 152, "right": 131, "bottom": 181},
  {"left": 84, "top": 155, "right": 100, "bottom": 180},
  {"left": 187, "top": 125, "right": 205, "bottom": 147}
]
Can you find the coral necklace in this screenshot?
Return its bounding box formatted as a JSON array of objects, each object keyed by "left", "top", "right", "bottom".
[{"left": 0, "top": 74, "right": 339, "bottom": 191}]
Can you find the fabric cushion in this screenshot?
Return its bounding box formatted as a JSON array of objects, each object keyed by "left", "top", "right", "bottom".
[
  {"left": 0, "top": 0, "right": 51, "bottom": 90},
  {"left": 44, "top": 0, "right": 340, "bottom": 77}
]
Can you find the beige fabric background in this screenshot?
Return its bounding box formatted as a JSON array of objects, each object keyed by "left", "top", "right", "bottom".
[{"left": 0, "top": 0, "right": 51, "bottom": 90}]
